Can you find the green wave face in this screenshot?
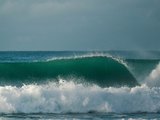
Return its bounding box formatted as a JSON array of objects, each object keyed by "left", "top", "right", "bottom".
[{"left": 0, "top": 56, "right": 139, "bottom": 87}]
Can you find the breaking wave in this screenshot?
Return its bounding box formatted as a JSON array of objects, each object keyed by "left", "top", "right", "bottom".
[
  {"left": 0, "top": 56, "right": 138, "bottom": 87},
  {"left": 1, "top": 54, "right": 160, "bottom": 114}
]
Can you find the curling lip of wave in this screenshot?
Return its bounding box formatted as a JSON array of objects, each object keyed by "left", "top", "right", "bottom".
[{"left": 46, "top": 54, "right": 127, "bottom": 66}]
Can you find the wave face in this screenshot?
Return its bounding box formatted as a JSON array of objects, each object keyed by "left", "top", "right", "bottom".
[{"left": 0, "top": 56, "right": 138, "bottom": 87}]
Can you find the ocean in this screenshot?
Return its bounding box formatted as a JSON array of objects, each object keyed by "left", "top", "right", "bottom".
[{"left": 0, "top": 51, "right": 160, "bottom": 120}]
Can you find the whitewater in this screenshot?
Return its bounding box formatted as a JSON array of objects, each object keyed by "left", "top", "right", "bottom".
[
  {"left": 0, "top": 51, "right": 160, "bottom": 119},
  {"left": 0, "top": 81, "right": 160, "bottom": 114}
]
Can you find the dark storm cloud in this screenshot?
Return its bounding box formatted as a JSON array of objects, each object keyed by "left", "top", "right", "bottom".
[{"left": 0, "top": 0, "right": 160, "bottom": 50}]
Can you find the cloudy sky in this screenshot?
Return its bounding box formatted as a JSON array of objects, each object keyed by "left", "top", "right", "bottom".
[{"left": 0, "top": 0, "right": 160, "bottom": 51}]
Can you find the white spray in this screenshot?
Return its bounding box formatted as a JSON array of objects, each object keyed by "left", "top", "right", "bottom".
[
  {"left": 0, "top": 79, "right": 160, "bottom": 113},
  {"left": 145, "top": 62, "right": 160, "bottom": 87}
]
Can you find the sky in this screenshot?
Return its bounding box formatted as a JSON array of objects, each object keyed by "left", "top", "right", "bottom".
[{"left": 0, "top": 0, "right": 160, "bottom": 51}]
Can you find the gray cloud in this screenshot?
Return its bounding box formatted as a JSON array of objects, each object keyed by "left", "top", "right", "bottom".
[{"left": 0, "top": 0, "right": 160, "bottom": 51}]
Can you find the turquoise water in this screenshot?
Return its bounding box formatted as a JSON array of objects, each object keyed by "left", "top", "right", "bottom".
[
  {"left": 0, "top": 51, "right": 160, "bottom": 119},
  {"left": 0, "top": 56, "right": 138, "bottom": 87}
]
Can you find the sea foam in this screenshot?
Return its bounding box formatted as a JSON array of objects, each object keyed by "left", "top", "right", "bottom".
[{"left": 0, "top": 79, "right": 160, "bottom": 114}]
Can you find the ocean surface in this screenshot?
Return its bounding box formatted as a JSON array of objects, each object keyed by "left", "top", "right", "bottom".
[{"left": 0, "top": 51, "right": 160, "bottom": 120}]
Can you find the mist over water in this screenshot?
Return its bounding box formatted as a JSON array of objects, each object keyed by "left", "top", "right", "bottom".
[{"left": 145, "top": 62, "right": 160, "bottom": 87}]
